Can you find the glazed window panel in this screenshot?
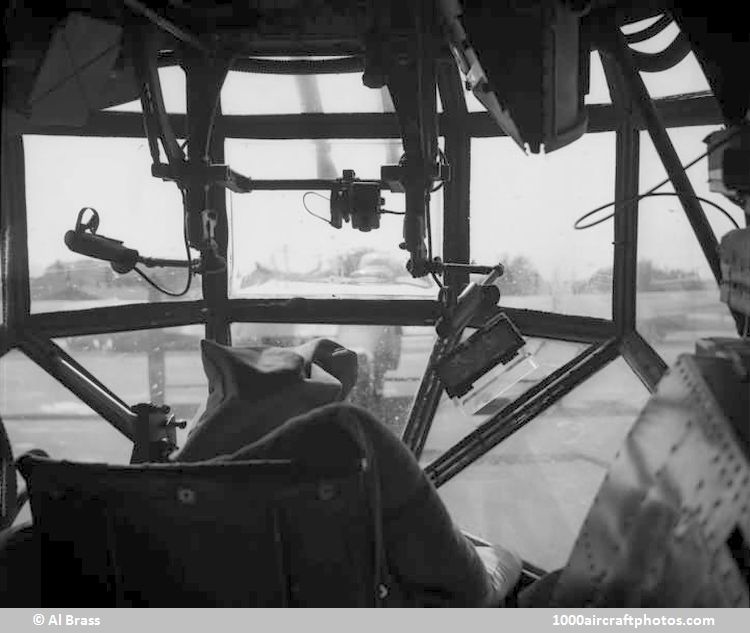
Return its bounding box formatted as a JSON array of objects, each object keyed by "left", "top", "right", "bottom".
[
  {"left": 1, "top": 351, "right": 132, "bottom": 465},
  {"left": 421, "top": 337, "right": 591, "bottom": 466},
  {"left": 226, "top": 138, "right": 443, "bottom": 299},
  {"left": 470, "top": 133, "right": 616, "bottom": 319},
  {"left": 636, "top": 126, "right": 741, "bottom": 365},
  {"left": 437, "top": 357, "right": 649, "bottom": 570},
  {"left": 222, "top": 70, "right": 396, "bottom": 115},
  {"left": 54, "top": 325, "right": 207, "bottom": 446},
  {"left": 230, "top": 323, "right": 435, "bottom": 437},
  {"left": 24, "top": 136, "right": 198, "bottom": 313}
]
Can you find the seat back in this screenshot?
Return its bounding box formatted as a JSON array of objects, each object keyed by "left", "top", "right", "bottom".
[{"left": 17, "top": 452, "right": 378, "bottom": 607}]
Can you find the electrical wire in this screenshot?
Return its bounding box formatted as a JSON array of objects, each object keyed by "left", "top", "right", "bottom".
[
  {"left": 575, "top": 192, "right": 740, "bottom": 231},
  {"left": 302, "top": 191, "right": 334, "bottom": 226},
  {"left": 133, "top": 188, "right": 195, "bottom": 297},
  {"left": 574, "top": 127, "right": 743, "bottom": 230}
]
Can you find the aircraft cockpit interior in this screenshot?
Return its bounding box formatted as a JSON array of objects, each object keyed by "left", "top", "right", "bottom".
[{"left": 1, "top": 0, "right": 749, "bottom": 609}]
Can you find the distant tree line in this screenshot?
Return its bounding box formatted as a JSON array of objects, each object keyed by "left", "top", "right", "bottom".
[
  {"left": 31, "top": 259, "right": 201, "bottom": 301},
  {"left": 572, "top": 260, "right": 709, "bottom": 294}
]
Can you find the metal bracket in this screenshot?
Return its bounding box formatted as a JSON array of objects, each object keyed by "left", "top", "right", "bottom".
[{"left": 130, "top": 403, "right": 187, "bottom": 464}]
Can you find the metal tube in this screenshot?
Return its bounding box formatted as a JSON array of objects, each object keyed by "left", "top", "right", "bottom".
[
  {"left": 438, "top": 61, "right": 471, "bottom": 292},
  {"left": 401, "top": 330, "right": 462, "bottom": 458},
  {"left": 249, "top": 179, "right": 340, "bottom": 191}
]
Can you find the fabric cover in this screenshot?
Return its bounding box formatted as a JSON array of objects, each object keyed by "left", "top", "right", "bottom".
[
  {"left": 176, "top": 338, "right": 520, "bottom": 606},
  {"left": 176, "top": 338, "right": 358, "bottom": 462}
]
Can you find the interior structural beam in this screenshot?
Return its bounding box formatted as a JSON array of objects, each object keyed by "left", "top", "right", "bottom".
[
  {"left": 425, "top": 338, "right": 621, "bottom": 488},
  {"left": 437, "top": 61, "right": 471, "bottom": 292},
  {"left": 28, "top": 298, "right": 614, "bottom": 343},
  {"left": 601, "top": 52, "right": 640, "bottom": 337},
  {"left": 1, "top": 137, "right": 30, "bottom": 344},
  {"left": 604, "top": 30, "right": 722, "bottom": 284},
  {"left": 620, "top": 330, "right": 668, "bottom": 392},
  {"left": 17, "top": 93, "right": 721, "bottom": 140},
  {"left": 28, "top": 300, "right": 206, "bottom": 339}
]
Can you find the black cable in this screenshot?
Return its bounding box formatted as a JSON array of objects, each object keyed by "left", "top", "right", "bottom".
[
  {"left": 575, "top": 192, "right": 740, "bottom": 230},
  {"left": 302, "top": 191, "right": 334, "bottom": 226},
  {"left": 134, "top": 188, "right": 194, "bottom": 297},
  {"left": 380, "top": 209, "right": 405, "bottom": 216},
  {"left": 642, "top": 192, "right": 740, "bottom": 229},
  {"left": 574, "top": 127, "right": 743, "bottom": 230},
  {"left": 134, "top": 266, "right": 192, "bottom": 296}
]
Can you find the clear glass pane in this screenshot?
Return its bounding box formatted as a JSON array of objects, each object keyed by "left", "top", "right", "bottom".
[
  {"left": 24, "top": 135, "right": 198, "bottom": 312},
  {"left": 437, "top": 357, "right": 648, "bottom": 570},
  {"left": 105, "top": 67, "right": 186, "bottom": 113},
  {"left": 55, "top": 325, "right": 207, "bottom": 448},
  {"left": 222, "top": 71, "right": 395, "bottom": 115},
  {"left": 230, "top": 323, "right": 435, "bottom": 436},
  {"left": 1, "top": 351, "right": 132, "bottom": 464},
  {"left": 470, "top": 133, "right": 616, "bottom": 318},
  {"left": 226, "top": 138, "right": 442, "bottom": 299},
  {"left": 421, "top": 337, "right": 591, "bottom": 464},
  {"left": 636, "top": 126, "right": 740, "bottom": 366}
]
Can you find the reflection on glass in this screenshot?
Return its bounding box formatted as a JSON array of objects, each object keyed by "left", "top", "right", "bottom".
[
  {"left": 226, "top": 138, "right": 442, "bottom": 299},
  {"left": 636, "top": 126, "right": 740, "bottom": 365},
  {"left": 231, "top": 323, "right": 435, "bottom": 436},
  {"left": 422, "top": 338, "right": 590, "bottom": 464},
  {"left": 470, "top": 134, "right": 615, "bottom": 318},
  {"left": 1, "top": 351, "right": 132, "bottom": 464},
  {"left": 222, "top": 71, "right": 395, "bottom": 115},
  {"left": 24, "top": 136, "right": 197, "bottom": 313},
  {"left": 437, "top": 357, "right": 648, "bottom": 570}
]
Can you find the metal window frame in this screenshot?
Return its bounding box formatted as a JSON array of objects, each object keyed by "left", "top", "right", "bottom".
[{"left": 0, "top": 45, "right": 725, "bottom": 477}]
